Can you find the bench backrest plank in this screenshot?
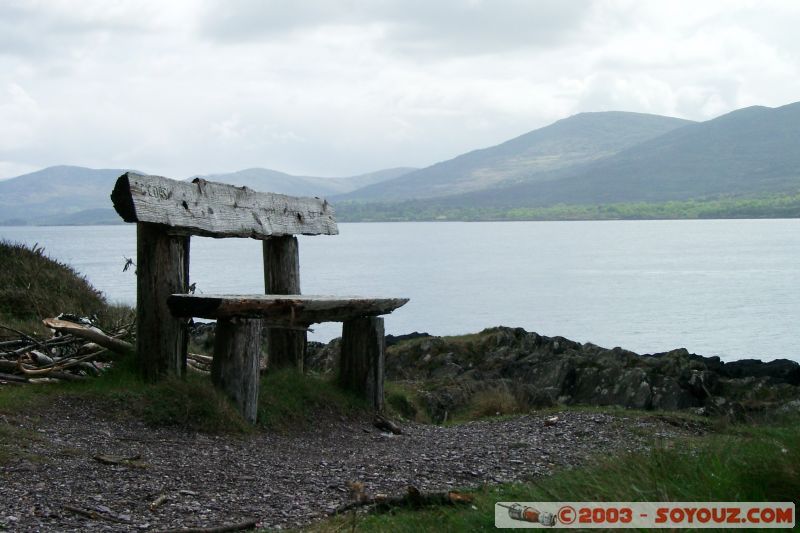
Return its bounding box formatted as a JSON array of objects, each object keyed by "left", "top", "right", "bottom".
[{"left": 111, "top": 172, "right": 338, "bottom": 238}]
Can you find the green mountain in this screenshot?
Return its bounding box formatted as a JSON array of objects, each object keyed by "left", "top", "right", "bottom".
[
  {"left": 432, "top": 102, "right": 800, "bottom": 208},
  {"left": 341, "top": 111, "right": 694, "bottom": 201}
]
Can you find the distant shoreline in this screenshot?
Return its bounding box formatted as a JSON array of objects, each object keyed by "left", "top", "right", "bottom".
[
  {"left": 3, "top": 193, "right": 800, "bottom": 226},
  {"left": 3, "top": 215, "right": 800, "bottom": 227},
  {"left": 334, "top": 193, "right": 800, "bottom": 222}
]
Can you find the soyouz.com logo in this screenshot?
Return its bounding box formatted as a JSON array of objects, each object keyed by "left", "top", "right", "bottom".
[{"left": 494, "top": 502, "right": 795, "bottom": 528}]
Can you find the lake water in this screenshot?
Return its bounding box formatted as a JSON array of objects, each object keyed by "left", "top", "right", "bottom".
[{"left": 1, "top": 220, "right": 798, "bottom": 362}]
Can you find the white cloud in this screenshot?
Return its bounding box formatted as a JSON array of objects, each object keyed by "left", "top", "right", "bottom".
[
  {"left": 0, "top": 83, "right": 43, "bottom": 150},
  {"left": 0, "top": 0, "right": 798, "bottom": 179}
]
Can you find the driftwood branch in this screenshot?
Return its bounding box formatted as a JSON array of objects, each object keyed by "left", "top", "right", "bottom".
[
  {"left": 0, "top": 372, "right": 28, "bottom": 383},
  {"left": 43, "top": 318, "right": 134, "bottom": 356},
  {"left": 93, "top": 454, "right": 147, "bottom": 468},
  {"left": 332, "top": 485, "right": 473, "bottom": 515},
  {"left": 188, "top": 352, "right": 213, "bottom": 364},
  {"left": 149, "top": 493, "right": 169, "bottom": 512},
  {"left": 0, "top": 360, "right": 85, "bottom": 381},
  {"left": 151, "top": 518, "right": 259, "bottom": 533},
  {"left": 373, "top": 413, "right": 402, "bottom": 434},
  {"left": 62, "top": 504, "right": 128, "bottom": 524},
  {"left": 0, "top": 317, "right": 132, "bottom": 384}
]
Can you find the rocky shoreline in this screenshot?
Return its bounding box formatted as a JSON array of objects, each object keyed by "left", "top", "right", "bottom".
[{"left": 306, "top": 326, "right": 800, "bottom": 422}]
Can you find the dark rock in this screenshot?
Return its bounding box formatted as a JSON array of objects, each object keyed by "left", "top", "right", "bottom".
[
  {"left": 209, "top": 324, "right": 800, "bottom": 420},
  {"left": 720, "top": 358, "right": 800, "bottom": 385},
  {"left": 354, "top": 326, "right": 798, "bottom": 419},
  {"left": 385, "top": 332, "right": 432, "bottom": 347}
]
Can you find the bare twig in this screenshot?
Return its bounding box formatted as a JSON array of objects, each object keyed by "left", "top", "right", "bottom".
[
  {"left": 62, "top": 505, "right": 127, "bottom": 524},
  {"left": 93, "top": 454, "right": 147, "bottom": 468},
  {"left": 149, "top": 493, "right": 169, "bottom": 512}
]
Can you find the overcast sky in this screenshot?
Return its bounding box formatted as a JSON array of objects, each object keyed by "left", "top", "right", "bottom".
[{"left": 1, "top": 0, "right": 799, "bottom": 180}]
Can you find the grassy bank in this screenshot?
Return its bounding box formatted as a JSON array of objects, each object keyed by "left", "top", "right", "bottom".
[
  {"left": 0, "top": 364, "right": 368, "bottom": 465},
  {"left": 336, "top": 192, "right": 800, "bottom": 222},
  {"left": 308, "top": 414, "right": 799, "bottom": 532},
  {"left": 0, "top": 240, "right": 125, "bottom": 335},
  {"left": 0, "top": 360, "right": 366, "bottom": 440}
]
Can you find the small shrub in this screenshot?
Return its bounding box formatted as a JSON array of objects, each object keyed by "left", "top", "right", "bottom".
[
  {"left": 387, "top": 391, "right": 418, "bottom": 420},
  {"left": 468, "top": 386, "right": 524, "bottom": 419}
]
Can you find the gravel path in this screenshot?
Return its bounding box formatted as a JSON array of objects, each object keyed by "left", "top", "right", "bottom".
[{"left": 0, "top": 397, "right": 703, "bottom": 531}]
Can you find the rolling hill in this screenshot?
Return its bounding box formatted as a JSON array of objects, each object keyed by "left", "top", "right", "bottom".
[
  {"left": 340, "top": 111, "right": 694, "bottom": 201},
  {"left": 431, "top": 102, "right": 800, "bottom": 209},
  {"left": 3, "top": 101, "right": 800, "bottom": 225},
  {"left": 0, "top": 166, "right": 133, "bottom": 225},
  {"left": 199, "top": 167, "right": 414, "bottom": 197},
  {"left": 0, "top": 165, "right": 414, "bottom": 225}
]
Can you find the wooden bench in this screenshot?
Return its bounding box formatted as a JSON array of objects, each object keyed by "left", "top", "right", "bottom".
[{"left": 110, "top": 172, "right": 408, "bottom": 423}]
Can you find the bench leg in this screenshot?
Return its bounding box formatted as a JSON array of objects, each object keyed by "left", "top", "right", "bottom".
[
  {"left": 211, "top": 318, "right": 262, "bottom": 424},
  {"left": 136, "top": 223, "right": 189, "bottom": 381},
  {"left": 263, "top": 237, "right": 306, "bottom": 371},
  {"left": 339, "top": 317, "right": 385, "bottom": 411}
]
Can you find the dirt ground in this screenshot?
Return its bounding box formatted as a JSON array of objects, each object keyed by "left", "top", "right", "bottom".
[{"left": 0, "top": 397, "right": 704, "bottom": 531}]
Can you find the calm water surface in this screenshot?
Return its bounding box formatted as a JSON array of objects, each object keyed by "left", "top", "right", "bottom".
[{"left": 2, "top": 220, "right": 798, "bottom": 362}]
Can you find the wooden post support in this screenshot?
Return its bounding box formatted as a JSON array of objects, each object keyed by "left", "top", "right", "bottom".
[
  {"left": 263, "top": 236, "right": 306, "bottom": 371},
  {"left": 211, "top": 318, "right": 262, "bottom": 424},
  {"left": 136, "top": 223, "right": 189, "bottom": 381},
  {"left": 339, "top": 317, "right": 385, "bottom": 411}
]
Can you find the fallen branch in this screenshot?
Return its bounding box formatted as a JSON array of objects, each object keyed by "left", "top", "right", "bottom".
[
  {"left": 149, "top": 493, "right": 169, "bottom": 512},
  {"left": 187, "top": 362, "right": 211, "bottom": 375},
  {"left": 373, "top": 413, "right": 402, "bottom": 435},
  {"left": 151, "top": 518, "right": 259, "bottom": 533},
  {"left": 188, "top": 352, "right": 213, "bottom": 364},
  {"left": 43, "top": 318, "right": 134, "bottom": 356},
  {"left": 17, "top": 350, "right": 108, "bottom": 376},
  {"left": 63, "top": 504, "right": 128, "bottom": 524},
  {"left": 0, "top": 372, "right": 28, "bottom": 384},
  {"left": 332, "top": 485, "right": 473, "bottom": 515},
  {"left": 2, "top": 360, "right": 89, "bottom": 381},
  {"left": 93, "top": 453, "right": 148, "bottom": 468}
]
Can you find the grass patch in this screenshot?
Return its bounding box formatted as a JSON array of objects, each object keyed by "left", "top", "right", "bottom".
[
  {"left": 384, "top": 381, "right": 430, "bottom": 423},
  {"left": 0, "top": 358, "right": 371, "bottom": 437},
  {"left": 0, "top": 418, "right": 42, "bottom": 465},
  {"left": 0, "top": 356, "right": 250, "bottom": 433},
  {"left": 306, "top": 415, "right": 800, "bottom": 532},
  {"left": 257, "top": 368, "right": 367, "bottom": 430},
  {"left": 465, "top": 385, "right": 525, "bottom": 420}
]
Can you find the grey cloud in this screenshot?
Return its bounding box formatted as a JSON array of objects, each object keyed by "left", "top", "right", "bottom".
[
  {"left": 0, "top": 2, "right": 156, "bottom": 58},
  {"left": 200, "top": 0, "right": 595, "bottom": 55}
]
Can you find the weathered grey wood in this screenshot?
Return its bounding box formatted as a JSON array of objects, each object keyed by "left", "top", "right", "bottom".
[
  {"left": 111, "top": 172, "right": 338, "bottom": 238},
  {"left": 263, "top": 236, "right": 305, "bottom": 371},
  {"left": 136, "top": 223, "right": 190, "bottom": 381},
  {"left": 211, "top": 318, "right": 262, "bottom": 424},
  {"left": 167, "top": 294, "right": 409, "bottom": 324},
  {"left": 339, "top": 317, "right": 385, "bottom": 411}
]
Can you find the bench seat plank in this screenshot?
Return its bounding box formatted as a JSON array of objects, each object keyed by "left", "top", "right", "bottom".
[{"left": 168, "top": 294, "right": 408, "bottom": 324}]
